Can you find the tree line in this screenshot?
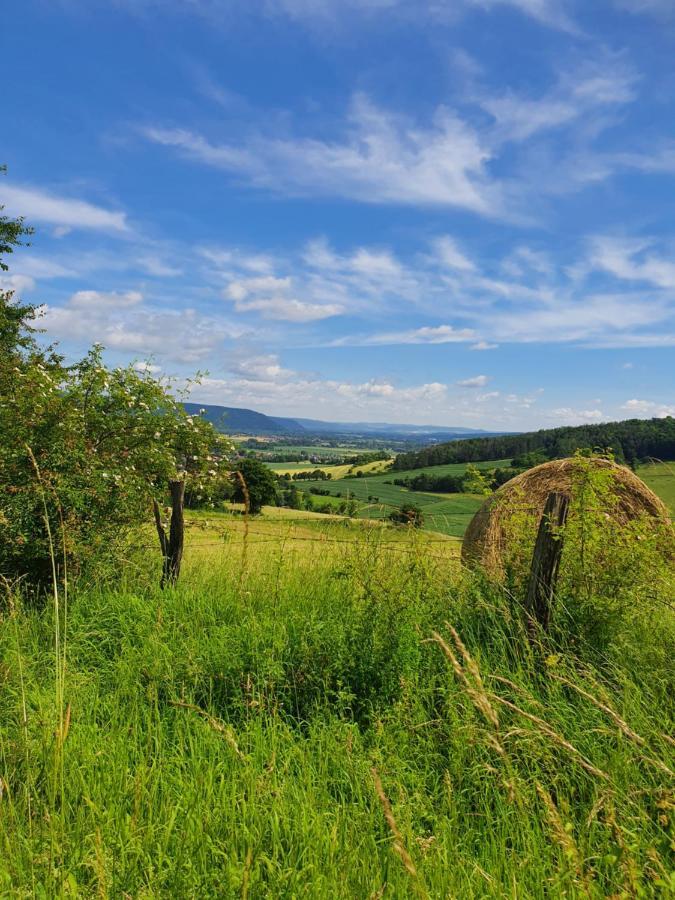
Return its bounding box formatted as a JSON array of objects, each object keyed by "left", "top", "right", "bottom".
[{"left": 392, "top": 419, "right": 675, "bottom": 472}]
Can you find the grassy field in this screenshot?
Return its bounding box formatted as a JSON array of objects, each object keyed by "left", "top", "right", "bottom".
[
  {"left": 389, "top": 458, "right": 513, "bottom": 477},
  {"left": 637, "top": 459, "right": 675, "bottom": 514},
  {"left": 293, "top": 457, "right": 675, "bottom": 539},
  {"left": 185, "top": 507, "right": 461, "bottom": 563},
  {"left": 268, "top": 458, "right": 391, "bottom": 478},
  {"left": 1, "top": 512, "right": 673, "bottom": 897},
  {"left": 297, "top": 468, "right": 486, "bottom": 537}
]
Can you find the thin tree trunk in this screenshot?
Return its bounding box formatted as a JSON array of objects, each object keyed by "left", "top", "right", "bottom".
[{"left": 153, "top": 479, "right": 185, "bottom": 588}]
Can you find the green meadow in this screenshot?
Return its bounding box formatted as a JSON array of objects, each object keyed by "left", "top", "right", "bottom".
[
  {"left": 1, "top": 511, "right": 674, "bottom": 897},
  {"left": 637, "top": 460, "right": 675, "bottom": 514}
]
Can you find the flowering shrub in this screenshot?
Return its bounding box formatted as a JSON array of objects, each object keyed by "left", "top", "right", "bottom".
[{"left": 0, "top": 201, "right": 230, "bottom": 589}]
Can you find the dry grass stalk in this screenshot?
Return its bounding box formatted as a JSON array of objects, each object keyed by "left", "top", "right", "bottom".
[
  {"left": 169, "top": 700, "right": 244, "bottom": 758},
  {"left": 371, "top": 767, "right": 426, "bottom": 895},
  {"left": 241, "top": 846, "right": 253, "bottom": 900},
  {"left": 489, "top": 693, "right": 609, "bottom": 781},
  {"left": 93, "top": 827, "right": 108, "bottom": 899},
  {"left": 56, "top": 702, "right": 71, "bottom": 747},
  {"left": 430, "top": 629, "right": 499, "bottom": 730},
  {"left": 491, "top": 675, "right": 545, "bottom": 709},
  {"left": 462, "top": 457, "right": 670, "bottom": 574},
  {"left": 550, "top": 674, "right": 675, "bottom": 779},
  {"left": 605, "top": 802, "right": 641, "bottom": 895},
  {"left": 536, "top": 783, "right": 590, "bottom": 892}
]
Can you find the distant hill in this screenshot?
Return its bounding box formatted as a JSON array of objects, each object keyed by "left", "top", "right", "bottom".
[
  {"left": 183, "top": 403, "right": 302, "bottom": 435},
  {"left": 393, "top": 416, "right": 675, "bottom": 471},
  {"left": 184, "top": 402, "right": 502, "bottom": 439},
  {"left": 289, "top": 417, "right": 496, "bottom": 437}
]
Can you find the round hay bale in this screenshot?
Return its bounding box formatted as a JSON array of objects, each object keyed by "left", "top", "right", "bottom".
[{"left": 462, "top": 457, "right": 669, "bottom": 574}]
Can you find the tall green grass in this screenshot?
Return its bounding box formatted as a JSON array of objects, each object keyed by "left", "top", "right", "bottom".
[{"left": 1, "top": 526, "right": 674, "bottom": 897}]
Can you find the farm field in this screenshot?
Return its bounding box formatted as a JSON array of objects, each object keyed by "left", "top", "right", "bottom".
[
  {"left": 301, "top": 479, "right": 483, "bottom": 536},
  {"left": 268, "top": 458, "right": 392, "bottom": 477},
  {"left": 184, "top": 507, "right": 461, "bottom": 568},
  {"left": 293, "top": 457, "right": 675, "bottom": 538},
  {"left": 389, "top": 458, "right": 513, "bottom": 477},
  {"left": 297, "top": 464, "right": 491, "bottom": 537},
  {"left": 637, "top": 459, "right": 675, "bottom": 513},
  {"left": 258, "top": 444, "right": 370, "bottom": 458}
]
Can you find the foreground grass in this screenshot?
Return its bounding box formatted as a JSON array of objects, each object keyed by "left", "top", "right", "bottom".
[{"left": 0, "top": 531, "right": 674, "bottom": 897}]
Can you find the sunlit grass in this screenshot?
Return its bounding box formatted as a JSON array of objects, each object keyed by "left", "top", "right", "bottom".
[{"left": 0, "top": 518, "right": 673, "bottom": 896}]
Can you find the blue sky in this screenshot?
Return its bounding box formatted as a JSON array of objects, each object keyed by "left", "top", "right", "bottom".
[{"left": 2, "top": 0, "right": 675, "bottom": 428}]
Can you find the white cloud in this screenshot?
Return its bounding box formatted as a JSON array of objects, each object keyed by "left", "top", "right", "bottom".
[
  {"left": 457, "top": 374, "right": 489, "bottom": 388},
  {"left": 479, "top": 61, "right": 637, "bottom": 143},
  {"left": 349, "top": 324, "right": 476, "bottom": 346},
  {"left": 68, "top": 289, "right": 143, "bottom": 309},
  {"left": 615, "top": 0, "right": 675, "bottom": 18},
  {"left": 198, "top": 230, "right": 675, "bottom": 350},
  {"left": 99, "top": 0, "right": 578, "bottom": 30},
  {"left": 466, "top": 0, "right": 575, "bottom": 30},
  {"left": 192, "top": 372, "right": 449, "bottom": 419},
  {"left": 137, "top": 255, "right": 184, "bottom": 277},
  {"left": 133, "top": 361, "right": 162, "bottom": 374},
  {"left": 40, "top": 290, "right": 239, "bottom": 363},
  {"left": 9, "top": 256, "right": 77, "bottom": 279},
  {"left": 198, "top": 246, "right": 276, "bottom": 273},
  {"left": 589, "top": 236, "right": 675, "bottom": 289},
  {"left": 0, "top": 274, "right": 36, "bottom": 296},
  {"left": 621, "top": 398, "right": 675, "bottom": 417},
  {"left": 222, "top": 270, "right": 345, "bottom": 320},
  {"left": 551, "top": 407, "right": 605, "bottom": 422},
  {"left": 0, "top": 184, "right": 128, "bottom": 232},
  {"left": 487, "top": 291, "right": 673, "bottom": 344},
  {"left": 225, "top": 275, "right": 292, "bottom": 301},
  {"left": 143, "top": 93, "right": 503, "bottom": 216},
  {"left": 228, "top": 354, "right": 295, "bottom": 380},
  {"left": 431, "top": 236, "right": 475, "bottom": 272},
  {"left": 230, "top": 296, "right": 344, "bottom": 321}
]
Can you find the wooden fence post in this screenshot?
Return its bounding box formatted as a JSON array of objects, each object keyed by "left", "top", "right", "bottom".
[
  {"left": 525, "top": 491, "right": 570, "bottom": 633},
  {"left": 153, "top": 479, "right": 185, "bottom": 588}
]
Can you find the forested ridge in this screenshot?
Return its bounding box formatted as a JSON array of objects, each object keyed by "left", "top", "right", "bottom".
[{"left": 392, "top": 416, "right": 675, "bottom": 470}]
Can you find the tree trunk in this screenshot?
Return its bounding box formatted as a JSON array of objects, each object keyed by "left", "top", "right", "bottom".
[
  {"left": 525, "top": 491, "right": 570, "bottom": 633},
  {"left": 153, "top": 479, "right": 185, "bottom": 588}
]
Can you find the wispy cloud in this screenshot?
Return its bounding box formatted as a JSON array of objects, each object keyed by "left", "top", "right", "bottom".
[
  {"left": 615, "top": 0, "right": 675, "bottom": 19},
  {"left": 588, "top": 236, "right": 675, "bottom": 289},
  {"left": 478, "top": 59, "right": 637, "bottom": 142},
  {"left": 334, "top": 324, "right": 477, "bottom": 346},
  {"left": 80, "top": 0, "right": 578, "bottom": 31},
  {"left": 223, "top": 274, "right": 344, "bottom": 321},
  {"left": 142, "top": 94, "right": 503, "bottom": 216},
  {"left": 141, "top": 53, "right": 645, "bottom": 221},
  {"left": 0, "top": 184, "right": 128, "bottom": 233},
  {"left": 550, "top": 406, "right": 604, "bottom": 422},
  {"left": 621, "top": 398, "right": 675, "bottom": 417},
  {"left": 457, "top": 374, "right": 490, "bottom": 387}
]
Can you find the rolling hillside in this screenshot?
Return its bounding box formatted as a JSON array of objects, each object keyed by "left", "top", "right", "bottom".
[
  {"left": 183, "top": 403, "right": 302, "bottom": 435},
  {"left": 184, "top": 402, "right": 507, "bottom": 439}
]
